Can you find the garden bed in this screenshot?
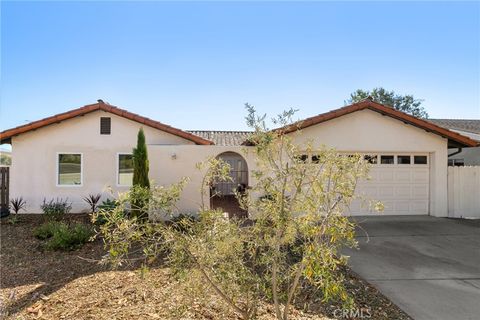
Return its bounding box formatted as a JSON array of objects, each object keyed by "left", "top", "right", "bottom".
[{"left": 0, "top": 215, "right": 411, "bottom": 319}]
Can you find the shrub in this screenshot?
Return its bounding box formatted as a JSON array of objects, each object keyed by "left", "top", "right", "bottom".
[
  {"left": 10, "top": 197, "right": 27, "bottom": 215},
  {"left": 33, "top": 221, "right": 64, "bottom": 240},
  {"left": 41, "top": 198, "right": 72, "bottom": 221},
  {"left": 169, "top": 214, "right": 198, "bottom": 233},
  {"left": 93, "top": 198, "right": 119, "bottom": 225},
  {"left": 34, "top": 221, "right": 93, "bottom": 250},
  {"left": 45, "top": 223, "right": 93, "bottom": 251},
  {"left": 83, "top": 193, "right": 102, "bottom": 213}
]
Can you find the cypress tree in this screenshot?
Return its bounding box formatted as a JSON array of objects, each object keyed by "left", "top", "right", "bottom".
[{"left": 132, "top": 128, "right": 150, "bottom": 188}]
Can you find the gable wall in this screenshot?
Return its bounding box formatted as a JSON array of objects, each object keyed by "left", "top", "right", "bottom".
[
  {"left": 10, "top": 110, "right": 195, "bottom": 212},
  {"left": 288, "top": 109, "right": 449, "bottom": 217}
]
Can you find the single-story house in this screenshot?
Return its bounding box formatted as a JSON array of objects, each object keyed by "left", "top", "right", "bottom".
[
  {"left": 0, "top": 99, "right": 477, "bottom": 217},
  {"left": 428, "top": 119, "right": 480, "bottom": 166}
]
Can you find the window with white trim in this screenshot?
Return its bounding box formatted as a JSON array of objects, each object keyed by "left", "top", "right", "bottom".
[
  {"left": 118, "top": 154, "right": 134, "bottom": 186},
  {"left": 57, "top": 153, "right": 82, "bottom": 186}
]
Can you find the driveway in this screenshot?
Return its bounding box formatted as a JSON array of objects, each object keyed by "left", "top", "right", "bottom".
[{"left": 344, "top": 216, "right": 480, "bottom": 320}]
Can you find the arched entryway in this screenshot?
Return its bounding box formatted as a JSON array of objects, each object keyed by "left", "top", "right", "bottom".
[{"left": 211, "top": 151, "right": 248, "bottom": 219}]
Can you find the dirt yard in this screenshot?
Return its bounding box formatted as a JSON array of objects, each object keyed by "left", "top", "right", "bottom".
[{"left": 0, "top": 215, "right": 411, "bottom": 320}]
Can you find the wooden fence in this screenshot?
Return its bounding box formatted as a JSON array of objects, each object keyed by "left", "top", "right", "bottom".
[
  {"left": 448, "top": 166, "right": 480, "bottom": 218},
  {"left": 0, "top": 167, "right": 9, "bottom": 216}
]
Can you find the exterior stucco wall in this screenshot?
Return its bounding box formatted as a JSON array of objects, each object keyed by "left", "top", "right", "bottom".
[
  {"left": 148, "top": 146, "right": 256, "bottom": 215},
  {"left": 10, "top": 110, "right": 195, "bottom": 213},
  {"left": 288, "top": 109, "right": 449, "bottom": 217},
  {"left": 10, "top": 108, "right": 449, "bottom": 217}
]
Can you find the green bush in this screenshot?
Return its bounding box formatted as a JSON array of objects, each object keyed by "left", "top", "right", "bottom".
[
  {"left": 41, "top": 198, "right": 72, "bottom": 221},
  {"left": 93, "top": 198, "right": 119, "bottom": 225},
  {"left": 46, "top": 223, "right": 93, "bottom": 251},
  {"left": 34, "top": 221, "right": 93, "bottom": 250},
  {"left": 33, "top": 221, "right": 63, "bottom": 240}
]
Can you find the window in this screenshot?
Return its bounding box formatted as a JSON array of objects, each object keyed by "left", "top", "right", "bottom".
[
  {"left": 414, "top": 155, "right": 428, "bottom": 165},
  {"left": 397, "top": 155, "right": 411, "bottom": 164},
  {"left": 57, "top": 153, "right": 82, "bottom": 186},
  {"left": 364, "top": 155, "right": 378, "bottom": 164},
  {"left": 118, "top": 154, "right": 134, "bottom": 186},
  {"left": 448, "top": 159, "right": 464, "bottom": 167},
  {"left": 380, "top": 155, "right": 394, "bottom": 164},
  {"left": 100, "top": 117, "right": 111, "bottom": 135}
]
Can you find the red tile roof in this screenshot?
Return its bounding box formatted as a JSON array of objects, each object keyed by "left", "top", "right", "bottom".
[
  {"left": 0, "top": 101, "right": 214, "bottom": 145},
  {"left": 245, "top": 99, "right": 478, "bottom": 148}
]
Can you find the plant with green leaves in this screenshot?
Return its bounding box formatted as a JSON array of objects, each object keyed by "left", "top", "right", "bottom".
[
  {"left": 41, "top": 198, "right": 72, "bottom": 221},
  {"left": 347, "top": 87, "right": 429, "bottom": 118},
  {"left": 93, "top": 178, "right": 188, "bottom": 267},
  {"left": 132, "top": 127, "right": 150, "bottom": 219},
  {"left": 8, "top": 197, "right": 27, "bottom": 224},
  {"left": 133, "top": 127, "right": 150, "bottom": 188},
  {"left": 97, "top": 106, "right": 382, "bottom": 320},
  {"left": 211, "top": 104, "right": 379, "bottom": 319},
  {"left": 83, "top": 193, "right": 102, "bottom": 213}
]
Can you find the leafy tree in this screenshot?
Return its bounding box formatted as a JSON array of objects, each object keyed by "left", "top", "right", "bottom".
[
  {"left": 132, "top": 128, "right": 150, "bottom": 219},
  {"left": 133, "top": 128, "right": 150, "bottom": 188},
  {"left": 347, "top": 87, "right": 429, "bottom": 118},
  {"left": 0, "top": 154, "right": 11, "bottom": 166},
  {"left": 97, "top": 106, "right": 383, "bottom": 320}
]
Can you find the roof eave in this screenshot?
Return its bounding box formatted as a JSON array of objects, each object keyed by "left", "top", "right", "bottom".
[{"left": 0, "top": 102, "right": 214, "bottom": 146}]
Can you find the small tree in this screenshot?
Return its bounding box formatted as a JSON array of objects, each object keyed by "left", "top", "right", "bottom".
[
  {"left": 133, "top": 128, "right": 150, "bottom": 188},
  {"left": 348, "top": 87, "right": 429, "bottom": 118},
  {"left": 132, "top": 128, "right": 150, "bottom": 219},
  {"left": 98, "top": 106, "right": 382, "bottom": 320}
]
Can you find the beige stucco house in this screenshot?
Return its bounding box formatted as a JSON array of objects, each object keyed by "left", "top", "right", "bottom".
[{"left": 0, "top": 99, "right": 477, "bottom": 217}]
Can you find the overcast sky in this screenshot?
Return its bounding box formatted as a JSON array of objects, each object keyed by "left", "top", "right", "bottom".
[{"left": 1, "top": 1, "right": 479, "bottom": 135}]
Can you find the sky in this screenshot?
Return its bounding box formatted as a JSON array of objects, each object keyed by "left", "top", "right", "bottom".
[{"left": 1, "top": 1, "right": 479, "bottom": 137}]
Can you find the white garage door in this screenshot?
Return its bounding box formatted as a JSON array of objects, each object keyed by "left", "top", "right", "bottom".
[{"left": 350, "top": 154, "right": 429, "bottom": 216}]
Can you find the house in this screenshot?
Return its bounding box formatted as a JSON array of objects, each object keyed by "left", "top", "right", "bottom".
[
  {"left": 0, "top": 99, "right": 477, "bottom": 217},
  {"left": 428, "top": 119, "right": 480, "bottom": 166}
]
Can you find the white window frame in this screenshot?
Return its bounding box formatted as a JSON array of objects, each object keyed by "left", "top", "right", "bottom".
[
  {"left": 56, "top": 152, "right": 83, "bottom": 187},
  {"left": 116, "top": 152, "right": 134, "bottom": 187}
]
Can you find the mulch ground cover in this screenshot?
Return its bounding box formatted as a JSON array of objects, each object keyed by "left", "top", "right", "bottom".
[{"left": 0, "top": 215, "right": 411, "bottom": 320}]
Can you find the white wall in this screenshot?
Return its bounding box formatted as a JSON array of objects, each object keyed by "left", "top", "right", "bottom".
[
  {"left": 448, "top": 166, "right": 480, "bottom": 218},
  {"left": 148, "top": 145, "right": 255, "bottom": 215},
  {"left": 10, "top": 108, "right": 450, "bottom": 217},
  {"left": 10, "top": 110, "right": 195, "bottom": 213},
  {"left": 288, "top": 109, "right": 449, "bottom": 217}
]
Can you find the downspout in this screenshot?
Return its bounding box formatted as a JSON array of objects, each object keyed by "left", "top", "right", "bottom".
[{"left": 448, "top": 148, "right": 463, "bottom": 157}]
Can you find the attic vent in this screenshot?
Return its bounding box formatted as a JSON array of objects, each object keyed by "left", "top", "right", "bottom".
[{"left": 100, "top": 117, "right": 111, "bottom": 135}]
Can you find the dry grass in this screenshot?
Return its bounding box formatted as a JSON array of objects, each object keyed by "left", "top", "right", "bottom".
[{"left": 0, "top": 215, "right": 410, "bottom": 320}]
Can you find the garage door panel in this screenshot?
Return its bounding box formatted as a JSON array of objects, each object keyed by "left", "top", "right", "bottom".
[
  {"left": 411, "top": 201, "right": 428, "bottom": 214},
  {"left": 379, "top": 186, "right": 395, "bottom": 198},
  {"left": 394, "top": 201, "right": 411, "bottom": 212},
  {"left": 349, "top": 154, "right": 429, "bottom": 216},
  {"left": 412, "top": 185, "right": 429, "bottom": 199},
  {"left": 379, "top": 171, "right": 394, "bottom": 182},
  {"left": 395, "top": 170, "right": 412, "bottom": 182},
  {"left": 395, "top": 186, "right": 411, "bottom": 198},
  {"left": 413, "top": 170, "right": 429, "bottom": 182}
]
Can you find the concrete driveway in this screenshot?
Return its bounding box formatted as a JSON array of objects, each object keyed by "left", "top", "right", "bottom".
[{"left": 344, "top": 216, "right": 480, "bottom": 320}]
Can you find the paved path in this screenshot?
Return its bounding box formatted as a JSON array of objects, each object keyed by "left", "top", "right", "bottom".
[{"left": 344, "top": 216, "right": 480, "bottom": 320}]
